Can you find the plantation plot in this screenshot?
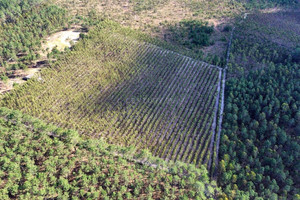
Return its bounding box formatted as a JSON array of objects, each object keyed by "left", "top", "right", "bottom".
[{"left": 1, "top": 21, "right": 223, "bottom": 168}]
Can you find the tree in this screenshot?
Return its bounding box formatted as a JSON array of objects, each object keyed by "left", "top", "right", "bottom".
[{"left": 292, "top": 47, "right": 300, "bottom": 63}]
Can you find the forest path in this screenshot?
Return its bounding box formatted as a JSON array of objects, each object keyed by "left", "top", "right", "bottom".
[{"left": 213, "top": 13, "right": 249, "bottom": 178}]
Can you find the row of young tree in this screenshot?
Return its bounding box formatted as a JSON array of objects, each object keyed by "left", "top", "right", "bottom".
[
  {"left": 0, "top": 0, "right": 68, "bottom": 71},
  {"left": 1, "top": 19, "right": 222, "bottom": 169}
]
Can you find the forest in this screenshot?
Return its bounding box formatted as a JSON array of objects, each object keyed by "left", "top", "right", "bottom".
[
  {"left": 0, "top": 0, "right": 68, "bottom": 72},
  {"left": 0, "top": 0, "right": 299, "bottom": 199},
  {"left": 219, "top": 62, "right": 300, "bottom": 199},
  {"left": 0, "top": 107, "right": 222, "bottom": 199},
  {"left": 218, "top": 3, "right": 300, "bottom": 200}
]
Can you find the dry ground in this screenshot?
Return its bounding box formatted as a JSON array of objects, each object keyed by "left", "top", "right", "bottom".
[
  {"left": 41, "top": 29, "right": 81, "bottom": 57},
  {"left": 53, "top": 0, "right": 245, "bottom": 57}
]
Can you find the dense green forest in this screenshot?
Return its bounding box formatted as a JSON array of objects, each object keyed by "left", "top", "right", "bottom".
[
  {"left": 0, "top": 107, "right": 222, "bottom": 199},
  {"left": 218, "top": 5, "right": 300, "bottom": 200},
  {"left": 219, "top": 63, "right": 300, "bottom": 199},
  {"left": 0, "top": 0, "right": 68, "bottom": 71}
]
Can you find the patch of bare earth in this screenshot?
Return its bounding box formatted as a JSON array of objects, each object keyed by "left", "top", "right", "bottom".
[
  {"left": 41, "top": 28, "right": 82, "bottom": 58},
  {"left": 0, "top": 68, "right": 40, "bottom": 93}
]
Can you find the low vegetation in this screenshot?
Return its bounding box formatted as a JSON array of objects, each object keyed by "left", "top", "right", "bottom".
[
  {"left": 1, "top": 20, "right": 223, "bottom": 170},
  {"left": 228, "top": 10, "right": 300, "bottom": 75},
  {"left": 130, "top": 0, "right": 169, "bottom": 12},
  {"left": 166, "top": 20, "right": 214, "bottom": 49}
]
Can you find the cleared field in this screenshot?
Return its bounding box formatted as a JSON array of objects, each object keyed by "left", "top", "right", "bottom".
[{"left": 1, "top": 21, "right": 222, "bottom": 167}]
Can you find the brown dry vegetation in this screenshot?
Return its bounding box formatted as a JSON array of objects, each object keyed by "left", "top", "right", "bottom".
[{"left": 53, "top": 0, "right": 245, "bottom": 57}]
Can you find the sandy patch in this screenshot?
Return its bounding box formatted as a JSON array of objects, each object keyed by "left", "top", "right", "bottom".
[{"left": 41, "top": 29, "right": 81, "bottom": 57}]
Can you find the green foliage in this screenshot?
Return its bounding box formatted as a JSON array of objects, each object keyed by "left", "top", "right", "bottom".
[
  {"left": 0, "top": 107, "right": 222, "bottom": 199},
  {"left": 0, "top": 75, "right": 8, "bottom": 82},
  {"left": 219, "top": 11, "right": 299, "bottom": 199},
  {"left": 1, "top": 20, "right": 221, "bottom": 167},
  {"left": 0, "top": 0, "right": 68, "bottom": 67},
  {"left": 167, "top": 20, "right": 214, "bottom": 49},
  {"left": 223, "top": 25, "right": 232, "bottom": 32},
  {"left": 219, "top": 63, "right": 300, "bottom": 199},
  {"left": 292, "top": 47, "right": 300, "bottom": 63}
]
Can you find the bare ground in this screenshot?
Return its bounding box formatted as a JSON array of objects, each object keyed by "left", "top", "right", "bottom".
[{"left": 41, "top": 29, "right": 81, "bottom": 58}]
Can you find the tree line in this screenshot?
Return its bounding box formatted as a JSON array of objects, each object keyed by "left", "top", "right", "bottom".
[{"left": 0, "top": 107, "right": 223, "bottom": 199}]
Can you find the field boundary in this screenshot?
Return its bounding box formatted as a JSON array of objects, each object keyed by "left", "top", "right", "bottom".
[
  {"left": 212, "top": 24, "right": 236, "bottom": 178},
  {"left": 213, "top": 13, "right": 250, "bottom": 177},
  {"left": 149, "top": 41, "right": 224, "bottom": 173}
]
